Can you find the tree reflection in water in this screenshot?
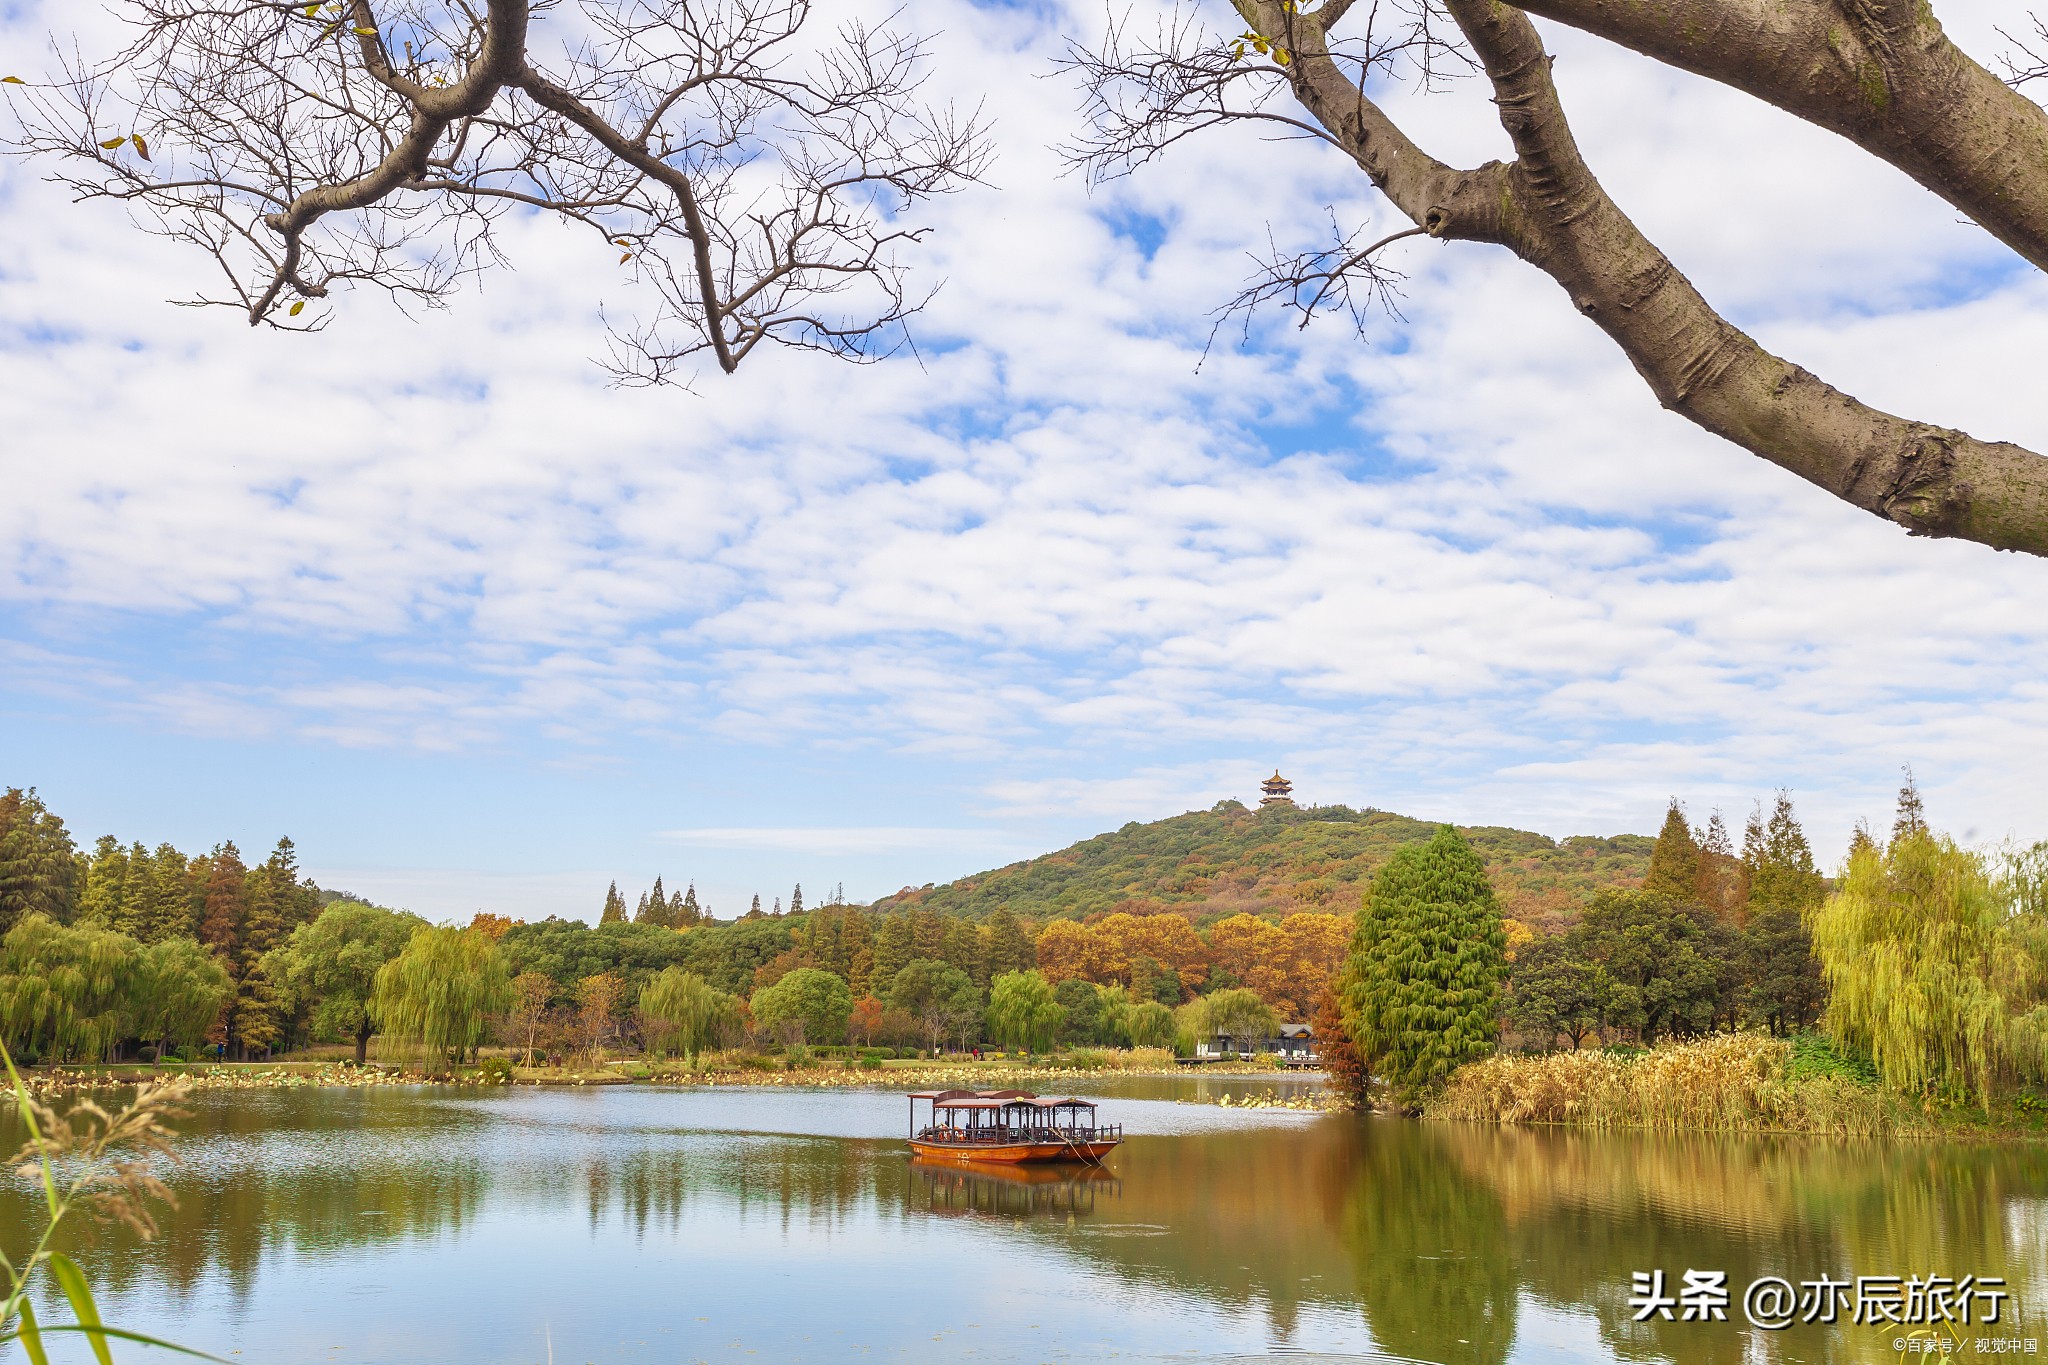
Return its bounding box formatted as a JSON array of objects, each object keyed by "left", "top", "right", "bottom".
[{"left": 0, "top": 1085, "right": 2041, "bottom": 1365}]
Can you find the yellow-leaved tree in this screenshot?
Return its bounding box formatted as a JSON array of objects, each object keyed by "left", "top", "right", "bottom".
[{"left": 1808, "top": 832, "right": 2048, "bottom": 1108}]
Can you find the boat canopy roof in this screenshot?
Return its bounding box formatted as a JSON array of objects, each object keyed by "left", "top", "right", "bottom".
[{"left": 906, "top": 1089, "right": 1098, "bottom": 1111}]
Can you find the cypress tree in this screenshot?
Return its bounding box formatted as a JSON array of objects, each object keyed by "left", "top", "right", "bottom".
[
  {"left": 679, "top": 883, "right": 701, "bottom": 925},
  {"left": 790, "top": 884, "right": 804, "bottom": 916},
  {"left": 1749, "top": 791, "right": 1823, "bottom": 914},
  {"left": 1695, "top": 810, "right": 1744, "bottom": 918},
  {"left": 1337, "top": 826, "right": 1505, "bottom": 1109},
  {"left": 0, "top": 787, "right": 83, "bottom": 934},
  {"left": 599, "top": 881, "right": 627, "bottom": 925},
  {"left": 78, "top": 835, "right": 137, "bottom": 933},
  {"left": 136, "top": 843, "right": 195, "bottom": 943},
  {"left": 1641, "top": 800, "right": 1701, "bottom": 896},
  {"left": 751, "top": 894, "right": 762, "bottom": 915},
  {"left": 198, "top": 842, "right": 248, "bottom": 960}
]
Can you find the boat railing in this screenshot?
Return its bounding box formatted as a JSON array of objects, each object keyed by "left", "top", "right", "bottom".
[{"left": 916, "top": 1123, "right": 1123, "bottom": 1145}]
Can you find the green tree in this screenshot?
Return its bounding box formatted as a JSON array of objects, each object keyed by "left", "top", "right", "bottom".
[
  {"left": 77, "top": 836, "right": 138, "bottom": 935},
  {"left": 372, "top": 926, "right": 513, "bottom": 1066},
  {"left": 678, "top": 883, "right": 702, "bottom": 926},
  {"left": 1123, "top": 1000, "right": 1175, "bottom": 1049},
  {"left": 1052, "top": 977, "right": 1103, "bottom": 1045},
  {"left": 987, "top": 970, "right": 1065, "bottom": 1055},
  {"left": 790, "top": 884, "right": 804, "bottom": 916},
  {"left": 599, "top": 881, "right": 627, "bottom": 925},
  {"left": 1641, "top": 800, "right": 1700, "bottom": 897},
  {"left": 1809, "top": 830, "right": 2048, "bottom": 1106},
  {"left": 131, "top": 936, "right": 233, "bottom": 1062},
  {"left": 639, "top": 968, "right": 740, "bottom": 1062},
  {"left": 1181, "top": 987, "right": 1279, "bottom": 1053},
  {"left": 888, "top": 959, "right": 981, "bottom": 1052},
  {"left": 1505, "top": 934, "right": 1605, "bottom": 1050},
  {"left": 0, "top": 914, "right": 138, "bottom": 1062},
  {"left": 1740, "top": 907, "right": 1826, "bottom": 1036},
  {"left": 750, "top": 967, "right": 852, "bottom": 1048},
  {"left": 0, "top": 788, "right": 82, "bottom": 935},
  {"left": 134, "top": 844, "right": 196, "bottom": 943},
  {"left": 1338, "top": 826, "right": 1506, "bottom": 1108},
  {"left": 1748, "top": 792, "right": 1823, "bottom": 916},
  {"left": 1572, "top": 891, "right": 1726, "bottom": 1044},
  {"left": 871, "top": 912, "right": 916, "bottom": 992},
  {"left": 266, "top": 899, "right": 426, "bottom": 1064},
  {"left": 984, "top": 908, "right": 1034, "bottom": 980}
]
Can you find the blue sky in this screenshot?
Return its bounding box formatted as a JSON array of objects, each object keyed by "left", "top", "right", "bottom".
[{"left": 4, "top": 0, "right": 2047, "bottom": 922}]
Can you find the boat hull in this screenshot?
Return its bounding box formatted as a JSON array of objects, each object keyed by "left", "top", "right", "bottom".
[{"left": 908, "top": 1138, "right": 1120, "bottom": 1165}]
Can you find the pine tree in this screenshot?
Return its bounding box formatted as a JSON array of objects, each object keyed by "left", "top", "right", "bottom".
[
  {"left": 1642, "top": 800, "right": 1701, "bottom": 896},
  {"left": 1695, "top": 811, "right": 1745, "bottom": 918},
  {"left": 1337, "top": 826, "right": 1505, "bottom": 1110},
  {"left": 1891, "top": 766, "right": 1929, "bottom": 846},
  {"left": 0, "top": 787, "right": 83, "bottom": 934},
  {"left": 599, "top": 881, "right": 627, "bottom": 925},
  {"left": 873, "top": 911, "right": 916, "bottom": 990},
  {"left": 752, "top": 894, "right": 763, "bottom": 916},
  {"left": 78, "top": 835, "right": 137, "bottom": 933},
  {"left": 790, "top": 884, "right": 804, "bottom": 916},
  {"left": 1749, "top": 791, "right": 1823, "bottom": 914},
  {"left": 231, "top": 859, "right": 289, "bottom": 1056},
  {"left": 136, "top": 843, "right": 195, "bottom": 943},
  {"left": 985, "top": 908, "right": 1033, "bottom": 980},
  {"left": 1845, "top": 819, "right": 1878, "bottom": 866},
  {"left": 680, "top": 883, "right": 701, "bottom": 925}
]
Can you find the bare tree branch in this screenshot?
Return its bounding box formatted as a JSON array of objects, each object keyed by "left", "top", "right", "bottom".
[{"left": 0, "top": 0, "right": 990, "bottom": 380}]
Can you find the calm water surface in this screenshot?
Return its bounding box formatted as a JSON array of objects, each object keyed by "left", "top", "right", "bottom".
[{"left": 5, "top": 1077, "right": 2045, "bottom": 1364}]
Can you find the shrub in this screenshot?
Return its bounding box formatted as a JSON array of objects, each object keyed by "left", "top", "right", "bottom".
[{"left": 477, "top": 1056, "right": 513, "bottom": 1085}]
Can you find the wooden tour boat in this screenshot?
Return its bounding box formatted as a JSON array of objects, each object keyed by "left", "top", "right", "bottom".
[{"left": 906, "top": 1089, "right": 1122, "bottom": 1165}]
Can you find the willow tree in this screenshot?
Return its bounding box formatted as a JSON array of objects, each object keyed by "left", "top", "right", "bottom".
[
  {"left": 1066, "top": 1, "right": 2048, "bottom": 555},
  {"left": 0, "top": 915, "right": 137, "bottom": 1063},
  {"left": 1809, "top": 831, "right": 2048, "bottom": 1108},
  {"left": 987, "top": 970, "right": 1064, "bottom": 1056},
  {"left": 638, "top": 967, "right": 739, "bottom": 1063},
  {"left": 1339, "top": 825, "right": 1505, "bottom": 1109},
  {"left": 132, "top": 935, "right": 234, "bottom": 1062},
  {"left": 372, "top": 925, "right": 512, "bottom": 1066}
]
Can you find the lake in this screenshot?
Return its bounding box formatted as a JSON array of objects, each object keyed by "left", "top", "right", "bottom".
[{"left": 6, "top": 1076, "right": 2044, "bottom": 1364}]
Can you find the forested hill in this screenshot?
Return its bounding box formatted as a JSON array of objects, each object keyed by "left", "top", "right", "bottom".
[{"left": 873, "top": 802, "right": 1652, "bottom": 926}]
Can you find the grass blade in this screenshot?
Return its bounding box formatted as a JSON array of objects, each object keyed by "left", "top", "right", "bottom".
[
  {"left": 48, "top": 1253, "right": 111, "bottom": 1365},
  {"left": 13, "top": 1296, "right": 53, "bottom": 1365}
]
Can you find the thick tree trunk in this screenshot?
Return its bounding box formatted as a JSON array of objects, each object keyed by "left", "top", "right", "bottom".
[
  {"left": 354, "top": 1018, "right": 372, "bottom": 1067},
  {"left": 1240, "top": 0, "right": 2048, "bottom": 555},
  {"left": 1506, "top": 0, "right": 2048, "bottom": 274}
]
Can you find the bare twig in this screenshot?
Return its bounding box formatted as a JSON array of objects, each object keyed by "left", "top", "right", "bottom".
[{"left": 0, "top": 0, "right": 990, "bottom": 381}]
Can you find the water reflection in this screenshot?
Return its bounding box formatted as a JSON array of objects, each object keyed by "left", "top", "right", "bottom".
[{"left": 1, "top": 1085, "right": 2041, "bottom": 1364}]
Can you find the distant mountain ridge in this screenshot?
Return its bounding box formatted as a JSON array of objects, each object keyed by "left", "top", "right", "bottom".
[{"left": 872, "top": 800, "right": 1653, "bottom": 925}]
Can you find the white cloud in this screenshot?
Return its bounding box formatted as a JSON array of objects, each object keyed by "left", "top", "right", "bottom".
[{"left": 2, "top": 0, "right": 2046, "bottom": 904}]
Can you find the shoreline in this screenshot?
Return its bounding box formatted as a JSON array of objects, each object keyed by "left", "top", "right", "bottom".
[{"left": 13, "top": 1057, "right": 1324, "bottom": 1098}]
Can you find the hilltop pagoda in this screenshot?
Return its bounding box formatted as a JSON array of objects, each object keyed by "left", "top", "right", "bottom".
[{"left": 1259, "top": 771, "right": 1296, "bottom": 808}]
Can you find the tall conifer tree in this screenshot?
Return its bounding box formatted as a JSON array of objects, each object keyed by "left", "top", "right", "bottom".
[
  {"left": 790, "top": 884, "right": 804, "bottom": 916},
  {"left": 1891, "top": 767, "right": 1929, "bottom": 846},
  {"left": 1642, "top": 801, "right": 1701, "bottom": 896},
  {"left": 1337, "top": 826, "right": 1506, "bottom": 1109},
  {"left": 599, "top": 881, "right": 627, "bottom": 925},
  {"left": 1749, "top": 792, "right": 1823, "bottom": 914}
]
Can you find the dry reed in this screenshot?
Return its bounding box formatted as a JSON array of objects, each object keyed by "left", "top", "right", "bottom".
[{"left": 1427, "top": 1034, "right": 1895, "bottom": 1137}]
